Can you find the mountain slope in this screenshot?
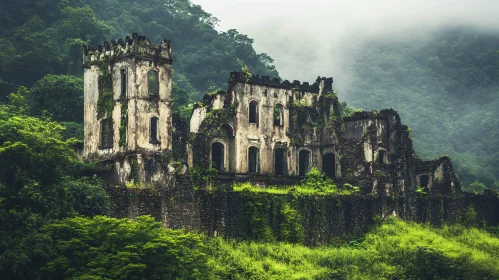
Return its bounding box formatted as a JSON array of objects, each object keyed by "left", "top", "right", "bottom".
[
  {"left": 344, "top": 28, "right": 499, "bottom": 188},
  {"left": 0, "top": 0, "right": 278, "bottom": 102}
]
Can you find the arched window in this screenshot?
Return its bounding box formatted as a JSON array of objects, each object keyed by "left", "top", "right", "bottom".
[
  {"left": 100, "top": 118, "right": 113, "bottom": 148},
  {"left": 249, "top": 101, "right": 258, "bottom": 124},
  {"left": 298, "top": 149, "right": 311, "bottom": 176},
  {"left": 274, "top": 148, "right": 287, "bottom": 175},
  {"left": 274, "top": 104, "right": 283, "bottom": 126},
  {"left": 120, "top": 69, "right": 127, "bottom": 99},
  {"left": 211, "top": 142, "right": 225, "bottom": 172},
  {"left": 378, "top": 150, "right": 386, "bottom": 164},
  {"left": 150, "top": 117, "right": 159, "bottom": 143},
  {"left": 248, "top": 147, "right": 260, "bottom": 173},
  {"left": 148, "top": 70, "right": 158, "bottom": 96},
  {"left": 322, "top": 153, "right": 335, "bottom": 179},
  {"left": 420, "top": 175, "right": 430, "bottom": 190}
]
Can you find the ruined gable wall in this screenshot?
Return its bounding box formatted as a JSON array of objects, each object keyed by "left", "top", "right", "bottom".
[{"left": 232, "top": 81, "right": 324, "bottom": 175}]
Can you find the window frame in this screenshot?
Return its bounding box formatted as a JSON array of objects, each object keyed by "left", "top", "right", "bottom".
[
  {"left": 248, "top": 100, "right": 258, "bottom": 124},
  {"left": 99, "top": 118, "right": 114, "bottom": 149},
  {"left": 149, "top": 116, "right": 160, "bottom": 144},
  {"left": 273, "top": 104, "right": 284, "bottom": 126},
  {"left": 120, "top": 68, "right": 127, "bottom": 99},
  {"left": 248, "top": 146, "right": 260, "bottom": 173},
  {"left": 147, "top": 70, "right": 159, "bottom": 97}
]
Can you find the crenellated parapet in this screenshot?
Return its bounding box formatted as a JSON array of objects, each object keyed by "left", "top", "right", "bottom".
[
  {"left": 229, "top": 71, "right": 333, "bottom": 94},
  {"left": 343, "top": 109, "right": 400, "bottom": 122},
  {"left": 83, "top": 33, "right": 172, "bottom": 67}
]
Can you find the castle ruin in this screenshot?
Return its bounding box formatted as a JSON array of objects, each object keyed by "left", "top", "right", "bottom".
[{"left": 80, "top": 34, "right": 498, "bottom": 244}]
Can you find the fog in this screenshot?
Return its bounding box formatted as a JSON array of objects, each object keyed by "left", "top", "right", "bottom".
[{"left": 191, "top": 0, "right": 499, "bottom": 92}]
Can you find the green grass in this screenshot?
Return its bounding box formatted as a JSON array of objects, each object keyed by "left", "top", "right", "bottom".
[
  {"left": 232, "top": 182, "right": 358, "bottom": 196},
  {"left": 39, "top": 215, "right": 499, "bottom": 279},
  {"left": 205, "top": 218, "right": 499, "bottom": 279}
]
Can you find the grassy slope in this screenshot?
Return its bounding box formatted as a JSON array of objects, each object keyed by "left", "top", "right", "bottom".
[{"left": 206, "top": 218, "right": 499, "bottom": 279}]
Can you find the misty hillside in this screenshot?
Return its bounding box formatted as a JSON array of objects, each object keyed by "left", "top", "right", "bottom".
[
  {"left": 345, "top": 28, "right": 499, "bottom": 189},
  {"left": 0, "top": 0, "right": 277, "bottom": 103}
]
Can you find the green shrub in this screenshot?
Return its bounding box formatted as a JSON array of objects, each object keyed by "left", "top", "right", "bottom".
[{"left": 301, "top": 166, "right": 336, "bottom": 193}]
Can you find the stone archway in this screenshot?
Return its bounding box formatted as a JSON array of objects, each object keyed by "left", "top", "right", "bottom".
[
  {"left": 298, "top": 149, "right": 311, "bottom": 176},
  {"left": 211, "top": 142, "right": 224, "bottom": 172},
  {"left": 322, "top": 153, "right": 335, "bottom": 179},
  {"left": 248, "top": 146, "right": 260, "bottom": 173},
  {"left": 274, "top": 148, "right": 287, "bottom": 175}
]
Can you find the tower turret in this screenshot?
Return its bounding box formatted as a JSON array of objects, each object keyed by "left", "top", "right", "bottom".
[{"left": 82, "top": 33, "right": 173, "bottom": 186}]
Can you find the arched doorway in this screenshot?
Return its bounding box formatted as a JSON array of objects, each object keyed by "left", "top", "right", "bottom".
[
  {"left": 211, "top": 142, "right": 224, "bottom": 172},
  {"left": 378, "top": 150, "right": 386, "bottom": 164},
  {"left": 298, "top": 149, "right": 311, "bottom": 176},
  {"left": 274, "top": 148, "right": 287, "bottom": 175},
  {"left": 322, "top": 153, "right": 335, "bottom": 179},
  {"left": 248, "top": 147, "right": 260, "bottom": 173},
  {"left": 213, "top": 124, "right": 234, "bottom": 173},
  {"left": 420, "top": 175, "right": 429, "bottom": 190}
]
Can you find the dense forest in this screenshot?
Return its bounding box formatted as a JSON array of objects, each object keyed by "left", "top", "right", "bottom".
[
  {"left": 0, "top": 0, "right": 278, "bottom": 112},
  {"left": 344, "top": 29, "right": 499, "bottom": 191},
  {"left": 1, "top": 0, "right": 499, "bottom": 278}
]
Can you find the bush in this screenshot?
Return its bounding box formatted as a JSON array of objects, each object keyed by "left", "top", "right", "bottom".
[
  {"left": 301, "top": 166, "right": 336, "bottom": 193},
  {"left": 42, "top": 216, "right": 208, "bottom": 280}
]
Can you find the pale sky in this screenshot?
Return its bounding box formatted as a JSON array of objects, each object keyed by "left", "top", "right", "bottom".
[{"left": 191, "top": 0, "right": 499, "bottom": 90}]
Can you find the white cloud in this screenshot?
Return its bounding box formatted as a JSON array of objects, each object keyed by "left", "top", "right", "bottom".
[{"left": 192, "top": 0, "right": 499, "bottom": 88}]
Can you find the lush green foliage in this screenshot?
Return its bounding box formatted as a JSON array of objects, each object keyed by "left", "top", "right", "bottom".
[
  {"left": 0, "top": 5, "right": 110, "bottom": 94},
  {"left": 42, "top": 216, "right": 208, "bottom": 280},
  {"left": 2, "top": 0, "right": 499, "bottom": 278},
  {"left": 0, "top": 0, "right": 277, "bottom": 107},
  {"left": 15, "top": 215, "right": 498, "bottom": 279},
  {"left": 345, "top": 28, "right": 499, "bottom": 191},
  {"left": 9, "top": 74, "right": 84, "bottom": 122},
  {"left": 0, "top": 104, "right": 109, "bottom": 279},
  {"left": 207, "top": 217, "right": 499, "bottom": 279},
  {"left": 233, "top": 167, "right": 360, "bottom": 196}
]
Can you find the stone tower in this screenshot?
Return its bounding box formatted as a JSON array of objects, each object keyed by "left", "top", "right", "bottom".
[{"left": 82, "top": 33, "right": 174, "bottom": 187}]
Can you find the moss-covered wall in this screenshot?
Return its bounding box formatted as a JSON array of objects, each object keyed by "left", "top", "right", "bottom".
[{"left": 195, "top": 191, "right": 499, "bottom": 245}]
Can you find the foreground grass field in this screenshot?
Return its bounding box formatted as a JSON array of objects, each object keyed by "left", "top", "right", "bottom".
[
  {"left": 40, "top": 216, "right": 499, "bottom": 279},
  {"left": 206, "top": 218, "right": 499, "bottom": 279}
]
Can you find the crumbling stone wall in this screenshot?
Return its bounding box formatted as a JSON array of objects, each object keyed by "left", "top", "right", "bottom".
[
  {"left": 194, "top": 190, "right": 499, "bottom": 246},
  {"left": 187, "top": 72, "right": 461, "bottom": 200},
  {"left": 189, "top": 72, "right": 337, "bottom": 177}
]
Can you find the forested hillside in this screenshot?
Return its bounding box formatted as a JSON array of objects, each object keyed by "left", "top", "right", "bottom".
[
  {"left": 0, "top": 0, "right": 278, "bottom": 104},
  {"left": 1, "top": 0, "right": 499, "bottom": 279},
  {"left": 345, "top": 28, "right": 499, "bottom": 191}
]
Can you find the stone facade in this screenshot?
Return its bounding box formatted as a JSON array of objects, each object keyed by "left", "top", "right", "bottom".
[
  {"left": 82, "top": 34, "right": 461, "bottom": 196},
  {"left": 188, "top": 73, "right": 461, "bottom": 196},
  {"left": 190, "top": 73, "right": 334, "bottom": 176},
  {"left": 82, "top": 33, "right": 175, "bottom": 187}
]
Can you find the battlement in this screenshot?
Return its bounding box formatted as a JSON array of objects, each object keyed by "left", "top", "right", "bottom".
[
  {"left": 83, "top": 33, "right": 172, "bottom": 66},
  {"left": 343, "top": 109, "right": 400, "bottom": 122},
  {"left": 229, "top": 72, "right": 333, "bottom": 94}
]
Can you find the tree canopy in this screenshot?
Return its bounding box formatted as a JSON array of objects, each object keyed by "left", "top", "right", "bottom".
[{"left": 0, "top": 0, "right": 278, "bottom": 106}]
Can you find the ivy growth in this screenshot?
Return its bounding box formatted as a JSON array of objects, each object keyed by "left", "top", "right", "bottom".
[
  {"left": 119, "top": 99, "right": 128, "bottom": 147},
  {"left": 97, "top": 60, "right": 115, "bottom": 119}
]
